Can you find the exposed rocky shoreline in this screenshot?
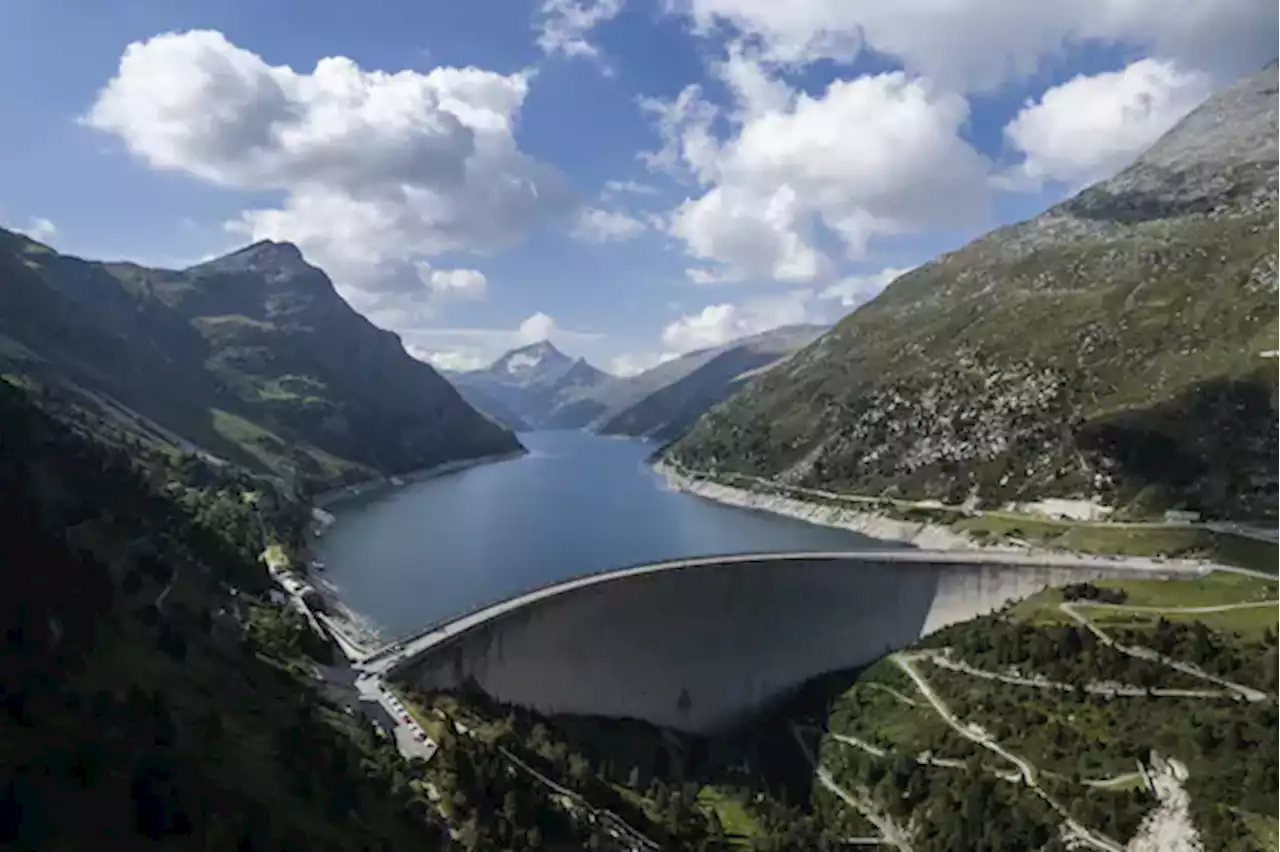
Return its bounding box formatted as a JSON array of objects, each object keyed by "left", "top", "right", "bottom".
[{"left": 655, "top": 461, "right": 976, "bottom": 549}]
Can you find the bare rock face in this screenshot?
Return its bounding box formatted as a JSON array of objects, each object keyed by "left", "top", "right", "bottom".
[{"left": 665, "top": 64, "right": 1279, "bottom": 521}]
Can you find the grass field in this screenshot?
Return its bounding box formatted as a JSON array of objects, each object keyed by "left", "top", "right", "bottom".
[{"left": 696, "top": 786, "right": 761, "bottom": 843}]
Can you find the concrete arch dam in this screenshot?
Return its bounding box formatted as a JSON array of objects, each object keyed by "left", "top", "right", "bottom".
[{"left": 382, "top": 551, "right": 1201, "bottom": 734}]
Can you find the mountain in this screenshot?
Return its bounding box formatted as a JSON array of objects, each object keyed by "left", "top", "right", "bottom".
[
  {"left": 483, "top": 340, "right": 576, "bottom": 386},
  {"left": 0, "top": 380, "right": 455, "bottom": 848},
  {"left": 449, "top": 381, "right": 534, "bottom": 432},
  {"left": 544, "top": 325, "right": 827, "bottom": 432},
  {"left": 596, "top": 324, "right": 827, "bottom": 443},
  {"left": 664, "top": 63, "right": 1279, "bottom": 520},
  {"left": 542, "top": 349, "right": 725, "bottom": 430},
  {"left": 0, "top": 233, "right": 520, "bottom": 490},
  {"left": 446, "top": 341, "right": 612, "bottom": 429}
]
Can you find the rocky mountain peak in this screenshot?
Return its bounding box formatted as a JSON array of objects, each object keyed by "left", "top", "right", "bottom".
[
  {"left": 1059, "top": 62, "right": 1278, "bottom": 224},
  {"left": 489, "top": 340, "right": 573, "bottom": 378},
  {"left": 186, "top": 240, "right": 313, "bottom": 278}
]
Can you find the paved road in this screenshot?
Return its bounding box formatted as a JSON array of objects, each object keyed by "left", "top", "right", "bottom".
[
  {"left": 1058, "top": 603, "right": 1269, "bottom": 702},
  {"left": 671, "top": 465, "right": 1280, "bottom": 544},
  {"left": 787, "top": 724, "right": 911, "bottom": 852},
  {"left": 353, "top": 673, "right": 438, "bottom": 762},
  {"left": 1074, "top": 599, "right": 1278, "bottom": 615},
  {"left": 439, "top": 716, "right": 660, "bottom": 852},
  {"left": 922, "top": 650, "right": 1237, "bottom": 700},
  {"left": 893, "top": 653, "right": 1126, "bottom": 852}
]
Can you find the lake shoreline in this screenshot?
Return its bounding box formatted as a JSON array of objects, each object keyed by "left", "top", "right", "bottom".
[
  {"left": 654, "top": 461, "right": 976, "bottom": 549},
  {"left": 312, "top": 448, "right": 528, "bottom": 510},
  {"left": 305, "top": 448, "right": 528, "bottom": 651}
]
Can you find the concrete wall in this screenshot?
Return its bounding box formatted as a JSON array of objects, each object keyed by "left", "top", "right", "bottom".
[{"left": 391, "top": 554, "right": 1193, "bottom": 734}]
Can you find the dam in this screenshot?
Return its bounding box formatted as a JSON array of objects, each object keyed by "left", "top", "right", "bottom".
[{"left": 366, "top": 551, "right": 1203, "bottom": 734}]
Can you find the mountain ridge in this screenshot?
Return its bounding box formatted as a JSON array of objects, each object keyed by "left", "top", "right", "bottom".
[
  {"left": 0, "top": 231, "right": 521, "bottom": 491},
  {"left": 596, "top": 324, "right": 828, "bottom": 443},
  {"left": 445, "top": 339, "right": 614, "bottom": 430},
  {"left": 663, "top": 63, "right": 1279, "bottom": 520}
]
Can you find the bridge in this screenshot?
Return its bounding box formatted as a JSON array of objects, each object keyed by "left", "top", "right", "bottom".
[{"left": 359, "top": 550, "right": 1208, "bottom": 734}]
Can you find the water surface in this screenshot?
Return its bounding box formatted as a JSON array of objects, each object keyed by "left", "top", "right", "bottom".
[{"left": 316, "top": 431, "right": 897, "bottom": 636}]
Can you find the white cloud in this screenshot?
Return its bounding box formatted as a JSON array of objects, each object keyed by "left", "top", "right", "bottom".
[
  {"left": 397, "top": 312, "right": 604, "bottom": 369},
  {"left": 535, "top": 0, "right": 624, "bottom": 62},
  {"left": 650, "top": 67, "right": 989, "bottom": 283},
  {"left": 84, "top": 29, "right": 570, "bottom": 292},
  {"left": 661, "top": 290, "right": 817, "bottom": 352},
  {"left": 517, "top": 311, "right": 559, "bottom": 343},
  {"left": 602, "top": 179, "right": 658, "bottom": 197},
  {"left": 819, "top": 265, "right": 914, "bottom": 308},
  {"left": 572, "top": 207, "right": 648, "bottom": 243},
  {"left": 677, "top": 0, "right": 1275, "bottom": 90},
  {"left": 17, "top": 217, "right": 58, "bottom": 243},
  {"left": 407, "top": 345, "right": 489, "bottom": 372},
  {"left": 1001, "top": 58, "right": 1212, "bottom": 188},
  {"left": 610, "top": 350, "right": 678, "bottom": 377},
  {"left": 415, "top": 262, "right": 488, "bottom": 300}
]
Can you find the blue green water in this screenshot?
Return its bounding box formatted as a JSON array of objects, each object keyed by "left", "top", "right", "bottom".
[{"left": 316, "top": 430, "right": 896, "bottom": 636}]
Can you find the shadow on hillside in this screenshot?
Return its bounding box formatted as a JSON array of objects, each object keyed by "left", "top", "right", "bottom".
[{"left": 1076, "top": 369, "right": 1277, "bottom": 520}]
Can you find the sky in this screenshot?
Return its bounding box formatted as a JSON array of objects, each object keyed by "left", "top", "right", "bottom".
[{"left": 1, "top": 1, "right": 1275, "bottom": 376}]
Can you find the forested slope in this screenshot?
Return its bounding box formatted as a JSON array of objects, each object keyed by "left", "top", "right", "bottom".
[{"left": 0, "top": 379, "right": 448, "bottom": 849}]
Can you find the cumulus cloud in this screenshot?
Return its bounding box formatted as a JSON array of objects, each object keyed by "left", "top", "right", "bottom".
[
  {"left": 407, "top": 345, "right": 489, "bottom": 372},
  {"left": 661, "top": 290, "right": 817, "bottom": 352},
  {"left": 1001, "top": 58, "right": 1212, "bottom": 188},
  {"left": 394, "top": 311, "right": 605, "bottom": 373},
  {"left": 572, "top": 207, "right": 648, "bottom": 243},
  {"left": 648, "top": 65, "right": 989, "bottom": 283},
  {"left": 819, "top": 265, "right": 914, "bottom": 308},
  {"left": 609, "top": 351, "right": 678, "bottom": 377},
  {"left": 415, "top": 262, "right": 488, "bottom": 300},
  {"left": 602, "top": 179, "right": 658, "bottom": 197},
  {"left": 84, "top": 29, "right": 571, "bottom": 291},
  {"left": 517, "top": 311, "right": 559, "bottom": 343},
  {"left": 677, "top": 0, "right": 1276, "bottom": 90},
  {"left": 535, "top": 0, "right": 624, "bottom": 62},
  {"left": 17, "top": 217, "right": 58, "bottom": 243}
]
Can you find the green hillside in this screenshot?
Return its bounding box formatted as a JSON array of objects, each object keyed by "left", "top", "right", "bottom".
[
  {"left": 665, "top": 64, "right": 1278, "bottom": 521},
  {"left": 0, "top": 232, "right": 520, "bottom": 493},
  {"left": 0, "top": 380, "right": 452, "bottom": 849}
]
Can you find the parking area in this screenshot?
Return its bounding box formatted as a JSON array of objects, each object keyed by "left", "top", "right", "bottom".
[{"left": 361, "top": 674, "right": 439, "bottom": 763}]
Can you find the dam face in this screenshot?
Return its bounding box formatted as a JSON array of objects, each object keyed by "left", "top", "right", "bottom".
[{"left": 389, "top": 554, "right": 1194, "bottom": 734}]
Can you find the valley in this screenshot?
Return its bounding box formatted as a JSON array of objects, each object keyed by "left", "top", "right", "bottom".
[
  {"left": 442, "top": 324, "right": 824, "bottom": 440},
  {"left": 0, "top": 41, "right": 1276, "bottom": 852}
]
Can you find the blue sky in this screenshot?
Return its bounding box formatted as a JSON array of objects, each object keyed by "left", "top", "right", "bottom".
[{"left": 1, "top": 0, "right": 1274, "bottom": 374}]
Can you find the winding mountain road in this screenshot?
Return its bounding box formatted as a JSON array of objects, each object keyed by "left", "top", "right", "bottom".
[
  {"left": 921, "top": 650, "right": 1238, "bottom": 700},
  {"left": 893, "top": 653, "right": 1126, "bottom": 852},
  {"left": 1058, "top": 603, "right": 1270, "bottom": 702},
  {"left": 789, "top": 725, "right": 912, "bottom": 852}
]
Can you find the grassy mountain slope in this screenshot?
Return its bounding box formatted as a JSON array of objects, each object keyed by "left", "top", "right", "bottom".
[
  {"left": 0, "top": 233, "right": 519, "bottom": 491},
  {"left": 665, "top": 64, "right": 1279, "bottom": 520},
  {"left": 599, "top": 325, "right": 827, "bottom": 443}
]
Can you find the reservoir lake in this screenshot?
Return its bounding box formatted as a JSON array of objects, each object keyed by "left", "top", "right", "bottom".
[{"left": 315, "top": 430, "right": 897, "bottom": 637}]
